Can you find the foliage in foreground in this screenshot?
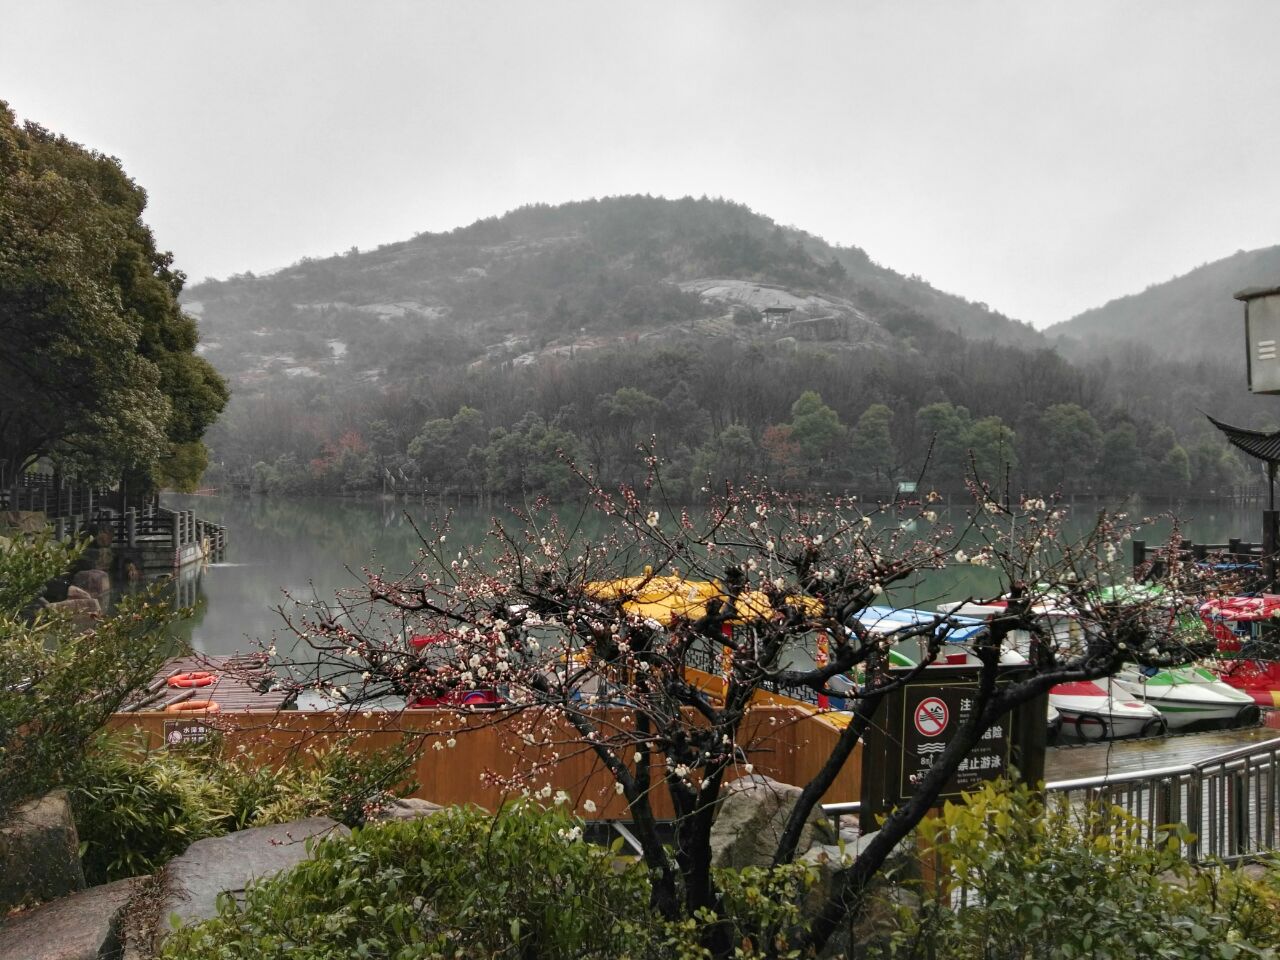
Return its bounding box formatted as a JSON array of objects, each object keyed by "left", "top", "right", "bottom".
[
  {"left": 0, "top": 536, "right": 175, "bottom": 820},
  {"left": 879, "top": 780, "right": 1280, "bottom": 960},
  {"left": 72, "top": 734, "right": 417, "bottom": 885},
  {"left": 159, "top": 801, "right": 666, "bottom": 960},
  {"left": 157, "top": 782, "right": 1280, "bottom": 960},
  {"left": 158, "top": 799, "right": 822, "bottom": 960}
]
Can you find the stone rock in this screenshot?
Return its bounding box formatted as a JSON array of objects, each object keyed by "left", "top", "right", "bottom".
[
  {"left": 798, "top": 830, "right": 921, "bottom": 959},
  {"left": 709, "top": 774, "right": 834, "bottom": 870},
  {"left": 66, "top": 584, "right": 92, "bottom": 600},
  {"left": 22, "top": 595, "right": 50, "bottom": 621},
  {"left": 135, "top": 818, "right": 347, "bottom": 954},
  {"left": 1, "top": 510, "right": 48, "bottom": 535},
  {"left": 46, "top": 597, "right": 101, "bottom": 626},
  {"left": 0, "top": 791, "right": 85, "bottom": 912},
  {"left": 368, "top": 798, "right": 444, "bottom": 822},
  {"left": 72, "top": 568, "right": 111, "bottom": 599},
  {"left": 1240, "top": 862, "right": 1270, "bottom": 883},
  {"left": 0, "top": 877, "right": 139, "bottom": 960}
]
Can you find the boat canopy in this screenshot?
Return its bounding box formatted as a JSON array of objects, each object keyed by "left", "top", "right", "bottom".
[{"left": 584, "top": 573, "right": 823, "bottom": 627}]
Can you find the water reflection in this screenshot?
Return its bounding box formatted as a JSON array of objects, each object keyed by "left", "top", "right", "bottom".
[{"left": 159, "top": 494, "right": 1269, "bottom": 656}]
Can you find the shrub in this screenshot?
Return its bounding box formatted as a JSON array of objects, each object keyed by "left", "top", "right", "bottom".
[
  {"left": 72, "top": 734, "right": 417, "bottom": 885},
  {"left": 876, "top": 780, "right": 1280, "bottom": 960},
  {"left": 160, "top": 800, "right": 658, "bottom": 960},
  {"left": 0, "top": 535, "right": 176, "bottom": 819}
]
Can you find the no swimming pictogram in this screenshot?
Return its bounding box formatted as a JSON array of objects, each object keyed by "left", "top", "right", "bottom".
[{"left": 914, "top": 696, "right": 948, "bottom": 736}]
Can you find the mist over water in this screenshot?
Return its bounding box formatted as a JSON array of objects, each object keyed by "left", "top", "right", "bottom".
[{"left": 161, "top": 494, "right": 1265, "bottom": 657}]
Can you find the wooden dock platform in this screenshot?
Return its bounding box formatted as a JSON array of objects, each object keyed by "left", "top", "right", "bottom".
[
  {"left": 1045, "top": 725, "right": 1280, "bottom": 783},
  {"left": 120, "top": 655, "right": 295, "bottom": 713}
]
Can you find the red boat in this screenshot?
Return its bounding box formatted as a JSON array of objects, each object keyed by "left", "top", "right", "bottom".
[
  {"left": 406, "top": 633, "right": 504, "bottom": 708},
  {"left": 1200, "top": 596, "right": 1280, "bottom": 706}
]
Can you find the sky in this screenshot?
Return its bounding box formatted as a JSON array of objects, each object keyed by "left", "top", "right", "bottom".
[{"left": 4, "top": 1, "right": 1279, "bottom": 328}]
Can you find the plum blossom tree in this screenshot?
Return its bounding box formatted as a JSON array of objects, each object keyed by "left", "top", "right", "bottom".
[{"left": 263, "top": 453, "right": 1215, "bottom": 957}]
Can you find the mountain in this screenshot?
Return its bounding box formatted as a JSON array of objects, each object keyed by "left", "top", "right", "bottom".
[
  {"left": 1047, "top": 245, "right": 1280, "bottom": 364},
  {"left": 186, "top": 195, "right": 1239, "bottom": 502},
  {"left": 183, "top": 195, "right": 1043, "bottom": 388}
]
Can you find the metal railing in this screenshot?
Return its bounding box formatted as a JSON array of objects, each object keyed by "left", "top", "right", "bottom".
[
  {"left": 1042, "top": 736, "right": 1280, "bottom": 863},
  {"left": 819, "top": 737, "right": 1280, "bottom": 863}
]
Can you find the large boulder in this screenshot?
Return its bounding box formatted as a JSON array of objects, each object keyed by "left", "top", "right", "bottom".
[
  {"left": 0, "top": 790, "right": 86, "bottom": 912},
  {"left": 71, "top": 568, "right": 111, "bottom": 600},
  {"left": 1, "top": 510, "right": 47, "bottom": 535},
  {"left": 709, "top": 774, "right": 834, "bottom": 869},
  {"left": 0, "top": 877, "right": 139, "bottom": 960},
  {"left": 127, "top": 818, "right": 348, "bottom": 957},
  {"left": 799, "top": 829, "right": 922, "bottom": 959},
  {"left": 66, "top": 584, "right": 92, "bottom": 600},
  {"left": 45, "top": 597, "right": 101, "bottom": 626},
  {"left": 367, "top": 798, "right": 444, "bottom": 822}
]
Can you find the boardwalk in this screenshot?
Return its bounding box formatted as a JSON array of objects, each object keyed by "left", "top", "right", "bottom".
[
  {"left": 120, "top": 655, "right": 295, "bottom": 713},
  {"left": 1046, "top": 726, "right": 1280, "bottom": 782}
]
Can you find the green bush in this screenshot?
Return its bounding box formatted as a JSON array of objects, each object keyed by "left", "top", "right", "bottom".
[
  {"left": 72, "top": 735, "right": 416, "bottom": 885},
  {"left": 160, "top": 800, "right": 660, "bottom": 960},
  {"left": 877, "top": 780, "right": 1280, "bottom": 960},
  {"left": 0, "top": 535, "right": 176, "bottom": 819}
]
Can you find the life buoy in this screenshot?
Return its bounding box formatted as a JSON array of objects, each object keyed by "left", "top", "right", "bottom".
[
  {"left": 1074, "top": 711, "right": 1108, "bottom": 741},
  {"left": 1140, "top": 716, "right": 1169, "bottom": 738},
  {"left": 168, "top": 671, "right": 216, "bottom": 688},
  {"left": 165, "top": 699, "right": 220, "bottom": 714}
]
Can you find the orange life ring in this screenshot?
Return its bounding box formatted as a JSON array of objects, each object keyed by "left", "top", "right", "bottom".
[
  {"left": 165, "top": 699, "right": 220, "bottom": 714},
  {"left": 167, "top": 671, "right": 216, "bottom": 688}
]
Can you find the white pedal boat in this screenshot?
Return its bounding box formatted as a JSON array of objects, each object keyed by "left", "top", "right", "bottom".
[
  {"left": 1049, "top": 679, "right": 1166, "bottom": 741},
  {"left": 1111, "top": 664, "right": 1261, "bottom": 729}
]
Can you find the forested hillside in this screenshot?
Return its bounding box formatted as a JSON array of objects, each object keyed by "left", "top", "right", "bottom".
[
  {"left": 1049, "top": 245, "right": 1280, "bottom": 364},
  {"left": 187, "top": 196, "right": 1264, "bottom": 500}
]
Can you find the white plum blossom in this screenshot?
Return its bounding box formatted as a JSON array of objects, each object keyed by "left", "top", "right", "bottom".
[
  {"left": 646, "top": 511, "right": 660, "bottom": 528},
  {"left": 954, "top": 550, "right": 969, "bottom": 564},
  {"left": 583, "top": 799, "right": 597, "bottom": 813}
]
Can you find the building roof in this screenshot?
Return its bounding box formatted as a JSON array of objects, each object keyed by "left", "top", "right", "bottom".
[
  {"left": 1235, "top": 286, "right": 1280, "bottom": 302},
  {"left": 1205, "top": 413, "right": 1280, "bottom": 463}
]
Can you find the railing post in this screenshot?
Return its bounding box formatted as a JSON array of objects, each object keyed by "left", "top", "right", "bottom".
[
  {"left": 1186, "top": 769, "right": 1202, "bottom": 863},
  {"left": 126, "top": 507, "right": 137, "bottom": 548},
  {"left": 54, "top": 517, "right": 66, "bottom": 541}
]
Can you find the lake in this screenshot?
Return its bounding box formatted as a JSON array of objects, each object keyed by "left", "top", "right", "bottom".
[{"left": 161, "top": 493, "right": 1270, "bottom": 656}]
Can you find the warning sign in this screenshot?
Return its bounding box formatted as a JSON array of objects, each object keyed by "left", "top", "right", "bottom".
[
  {"left": 859, "top": 666, "right": 1046, "bottom": 828},
  {"left": 914, "top": 697, "right": 948, "bottom": 736},
  {"left": 899, "top": 680, "right": 1010, "bottom": 800},
  {"left": 163, "top": 719, "right": 212, "bottom": 749}
]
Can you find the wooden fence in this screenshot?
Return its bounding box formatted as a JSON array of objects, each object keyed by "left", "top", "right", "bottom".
[{"left": 106, "top": 705, "right": 860, "bottom": 821}]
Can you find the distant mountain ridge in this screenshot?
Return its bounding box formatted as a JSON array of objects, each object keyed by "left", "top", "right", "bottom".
[
  {"left": 184, "top": 195, "right": 1043, "bottom": 388},
  {"left": 1047, "top": 245, "right": 1280, "bottom": 364}
]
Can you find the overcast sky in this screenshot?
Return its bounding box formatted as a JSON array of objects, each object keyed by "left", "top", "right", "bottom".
[{"left": 4, "top": 1, "right": 1279, "bottom": 327}]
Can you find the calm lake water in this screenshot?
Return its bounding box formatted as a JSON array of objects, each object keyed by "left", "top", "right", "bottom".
[{"left": 160, "top": 494, "right": 1270, "bottom": 657}]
